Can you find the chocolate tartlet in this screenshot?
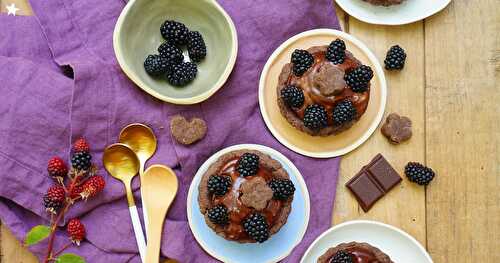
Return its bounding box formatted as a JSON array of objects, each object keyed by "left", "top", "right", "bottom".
[
  {"left": 362, "top": 0, "right": 403, "bottom": 6},
  {"left": 317, "top": 242, "right": 393, "bottom": 263},
  {"left": 277, "top": 39, "right": 373, "bottom": 137},
  {"left": 198, "top": 150, "right": 295, "bottom": 243}
]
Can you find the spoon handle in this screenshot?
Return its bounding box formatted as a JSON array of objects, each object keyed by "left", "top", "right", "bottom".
[
  {"left": 139, "top": 162, "right": 149, "bottom": 238},
  {"left": 145, "top": 213, "right": 163, "bottom": 263},
  {"left": 129, "top": 205, "right": 147, "bottom": 262}
]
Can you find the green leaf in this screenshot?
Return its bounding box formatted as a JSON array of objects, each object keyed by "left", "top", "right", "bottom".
[
  {"left": 24, "top": 225, "right": 51, "bottom": 246},
  {"left": 56, "top": 253, "right": 86, "bottom": 263}
]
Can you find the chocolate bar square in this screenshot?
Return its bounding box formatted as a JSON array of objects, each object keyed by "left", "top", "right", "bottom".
[
  {"left": 346, "top": 171, "right": 385, "bottom": 212},
  {"left": 367, "top": 154, "right": 402, "bottom": 192},
  {"left": 345, "top": 154, "right": 402, "bottom": 212}
]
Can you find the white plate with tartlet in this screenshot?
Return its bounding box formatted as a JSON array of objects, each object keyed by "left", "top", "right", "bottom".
[
  {"left": 335, "top": 0, "right": 451, "bottom": 25},
  {"left": 187, "top": 144, "right": 310, "bottom": 263},
  {"left": 301, "top": 220, "right": 433, "bottom": 263},
  {"left": 259, "top": 29, "right": 387, "bottom": 158}
]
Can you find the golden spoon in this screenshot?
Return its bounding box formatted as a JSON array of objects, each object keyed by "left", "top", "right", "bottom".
[
  {"left": 103, "top": 143, "right": 146, "bottom": 262},
  {"left": 119, "top": 123, "right": 157, "bottom": 234},
  {"left": 142, "top": 165, "right": 178, "bottom": 263}
]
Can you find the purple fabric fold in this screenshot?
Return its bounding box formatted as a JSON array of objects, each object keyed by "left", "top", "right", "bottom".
[{"left": 0, "top": 0, "right": 342, "bottom": 262}]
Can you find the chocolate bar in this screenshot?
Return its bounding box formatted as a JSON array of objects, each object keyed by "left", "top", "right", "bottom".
[{"left": 346, "top": 154, "right": 402, "bottom": 212}]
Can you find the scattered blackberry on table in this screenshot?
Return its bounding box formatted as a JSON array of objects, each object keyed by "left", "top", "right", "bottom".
[
  {"left": 207, "top": 205, "right": 229, "bottom": 225},
  {"left": 345, "top": 65, "right": 373, "bottom": 93},
  {"left": 166, "top": 62, "right": 198, "bottom": 86},
  {"left": 405, "top": 162, "right": 435, "bottom": 186},
  {"left": 160, "top": 20, "right": 189, "bottom": 45},
  {"left": 73, "top": 138, "right": 90, "bottom": 153},
  {"left": 67, "top": 218, "right": 86, "bottom": 245},
  {"left": 333, "top": 100, "right": 357, "bottom": 125},
  {"left": 158, "top": 42, "right": 184, "bottom": 65},
  {"left": 207, "top": 175, "right": 232, "bottom": 196},
  {"left": 43, "top": 186, "right": 66, "bottom": 214},
  {"left": 144, "top": 54, "right": 170, "bottom": 76},
  {"left": 326, "top": 38, "right": 346, "bottom": 64},
  {"left": 268, "top": 178, "right": 295, "bottom": 200},
  {"left": 243, "top": 213, "right": 269, "bottom": 243},
  {"left": 280, "top": 85, "right": 305, "bottom": 108},
  {"left": 303, "top": 104, "right": 328, "bottom": 130},
  {"left": 384, "top": 45, "right": 406, "bottom": 70},
  {"left": 47, "top": 157, "right": 68, "bottom": 182},
  {"left": 71, "top": 151, "right": 92, "bottom": 171},
  {"left": 187, "top": 31, "right": 207, "bottom": 62},
  {"left": 330, "top": 250, "right": 354, "bottom": 263},
  {"left": 291, "top": 49, "right": 314, "bottom": 76},
  {"left": 237, "top": 153, "right": 260, "bottom": 177}
]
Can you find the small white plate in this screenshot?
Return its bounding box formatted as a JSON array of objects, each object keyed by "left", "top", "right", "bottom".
[
  {"left": 335, "top": 0, "right": 451, "bottom": 25},
  {"left": 301, "top": 220, "right": 433, "bottom": 263},
  {"left": 187, "top": 144, "right": 310, "bottom": 263}
]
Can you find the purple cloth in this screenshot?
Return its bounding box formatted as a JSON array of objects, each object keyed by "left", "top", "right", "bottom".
[{"left": 0, "top": 0, "right": 341, "bottom": 262}]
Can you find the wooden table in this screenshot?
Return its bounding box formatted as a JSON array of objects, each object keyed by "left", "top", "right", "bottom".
[{"left": 1, "top": 0, "right": 498, "bottom": 262}]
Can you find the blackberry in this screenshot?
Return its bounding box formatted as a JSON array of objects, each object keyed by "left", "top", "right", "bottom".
[
  {"left": 207, "top": 175, "right": 232, "bottom": 196},
  {"left": 243, "top": 213, "right": 269, "bottom": 243},
  {"left": 384, "top": 45, "right": 406, "bottom": 70},
  {"left": 333, "top": 100, "right": 357, "bottom": 125},
  {"left": 157, "top": 42, "right": 184, "bottom": 66},
  {"left": 268, "top": 178, "right": 295, "bottom": 200},
  {"left": 166, "top": 62, "right": 197, "bottom": 86},
  {"left": 291, "top": 49, "right": 314, "bottom": 76},
  {"left": 160, "top": 20, "right": 189, "bottom": 45},
  {"left": 144, "top": 55, "right": 169, "bottom": 76},
  {"left": 329, "top": 250, "right": 353, "bottom": 263},
  {"left": 303, "top": 104, "right": 328, "bottom": 130},
  {"left": 207, "top": 205, "right": 229, "bottom": 225},
  {"left": 345, "top": 65, "right": 373, "bottom": 93},
  {"left": 326, "top": 39, "right": 346, "bottom": 64},
  {"left": 187, "top": 31, "right": 207, "bottom": 62},
  {"left": 43, "top": 196, "right": 63, "bottom": 213},
  {"left": 237, "top": 153, "right": 259, "bottom": 177},
  {"left": 71, "top": 152, "right": 92, "bottom": 171},
  {"left": 405, "top": 162, "right": 435, "bottom": 186},
  {"left": 280, "top": 85, "right": 305, "bottom": 108}
]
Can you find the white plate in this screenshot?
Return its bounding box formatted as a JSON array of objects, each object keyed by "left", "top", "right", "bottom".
[
  {"left": 259, "top": 29, "right": 386, "bottom": 158},
  {"left": 187, "top": 144, "right": 310, "bottom": 263},
  {"left": 335, "top": 0, "right": 450, "bottom": 25},
  {"left": 301, "top": 220, "right": 433, "bottom": 263}
]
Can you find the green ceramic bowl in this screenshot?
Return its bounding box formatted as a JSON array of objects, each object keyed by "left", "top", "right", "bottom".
[{"left": 114, "top": 0, "right": 238, "bottom": 104}]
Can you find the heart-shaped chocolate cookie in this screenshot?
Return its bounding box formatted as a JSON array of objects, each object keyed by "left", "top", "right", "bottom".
[
  {"left": 381, "top": 113, "right": 412, "bottom": 144},
  {"left": 170, "top": 115, "right": 207, "bottom": 145}
]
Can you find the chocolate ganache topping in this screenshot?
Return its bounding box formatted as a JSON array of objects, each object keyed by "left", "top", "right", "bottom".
[
  {"left": 287, "top": 47, "right": 369, "bottom": 124},
  {"left": 277, "top": 44, "right": 372, "bottom": 136},
  {"left": 198, "top": 150, "right": 295, "bottom": 243}
]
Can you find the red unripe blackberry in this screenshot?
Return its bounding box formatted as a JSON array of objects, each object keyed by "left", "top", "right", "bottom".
[
  {"left": 43, "top": 186, "right": 66, "bottom": 214},
  {"left": 67, "top": 218, "right": 86, "bottom": 245},
  {"left": 47, "top": 157, "right": 68, "bottom": 182},
  {"left": 81, "top": 175, "right": 105, "bottom": 199},
  {"left": 73, "top": 138, "right": 90, "bottom": 153}
]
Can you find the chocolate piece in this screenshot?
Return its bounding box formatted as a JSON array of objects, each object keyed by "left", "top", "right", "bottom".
[
  {"left": 312, "top": 62, "right": 346, "bottom": 96},
  {"left": 346, "top": 171, "right": 384, "bottom": 212},
  {"left": 170, "top": 115, "right": 207, "bottom": 145},
  {"left": 240, "top": 177, "right": 274, "bottom": 211},
  {"left": 362, "top": 0, "right": 403, "bottom": 6},
  {"left": 346, "top": 154, "right": 402, "bottom": 212},
  {"left": 367, "top": 154, "right": 402, "bottom": 192},
  {"left": 381, "top": 113, "right": 412, "bottom": 144}
]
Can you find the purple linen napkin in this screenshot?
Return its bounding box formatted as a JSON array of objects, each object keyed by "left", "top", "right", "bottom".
[{"left": 0, "top": 0, "right": 341, "bottom": 262}]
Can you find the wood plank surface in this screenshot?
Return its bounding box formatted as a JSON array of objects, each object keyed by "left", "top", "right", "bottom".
[
  {"left": 424, "top": 0, "right": 500, "bottom": 262},
  {"left": 333, "top": 6, "right": 427, "bottom": 245},
  {"left": 0, "top": 0, "right": 498, "bottom": 263}
]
